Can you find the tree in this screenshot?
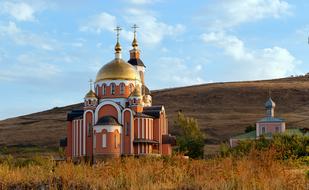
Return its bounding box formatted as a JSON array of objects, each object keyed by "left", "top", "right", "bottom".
[
  {"left": 244, "top": 125, "right": 256, "bottom": 133},
  {"left": 174, "top": 112, "right": 205, "bottom": 158}
]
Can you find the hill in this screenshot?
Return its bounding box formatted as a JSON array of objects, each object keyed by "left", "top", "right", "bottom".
[{"left": 1, "top": 76, "right": 309, "bottom": 147}]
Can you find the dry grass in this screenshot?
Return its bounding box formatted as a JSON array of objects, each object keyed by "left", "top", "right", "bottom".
[{"left": 0, "top": 150, "right": 308, "bottom": 189}]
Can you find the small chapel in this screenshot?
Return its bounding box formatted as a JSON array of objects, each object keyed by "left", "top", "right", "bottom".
[
  {"left": 65, "top": 26, "right": 175, "bottom": 160},
  {"left": 230, "top": 96, "right": 308, "bottom": 147},
  {"left": 230, "top": 97, "right": 286, "bottom": 147}
]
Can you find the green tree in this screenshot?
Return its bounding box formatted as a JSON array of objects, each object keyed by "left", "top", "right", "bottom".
[
  {"left": 244, "top": 125, "right": 255, "bottom": 133},
  {"left": 174, "top": 112, "right": 205, "bottom": 158}
]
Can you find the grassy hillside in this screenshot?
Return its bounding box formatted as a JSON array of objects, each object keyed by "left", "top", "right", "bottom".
[{"left": 1, "top": 76, "right": 309, "bottom": 147}]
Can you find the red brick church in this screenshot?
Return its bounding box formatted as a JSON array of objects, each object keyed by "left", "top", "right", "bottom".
[{"left": 65, "top": 26, "right": 175, "bottom": 160}]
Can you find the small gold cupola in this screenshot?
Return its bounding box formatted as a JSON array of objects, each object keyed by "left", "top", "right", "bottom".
[
  {"left": 132, "top": 24, "right": 139, "bottom": 49},
  {"left": 84, "top": 79, "right": 98, "bottom": 108},
  {"left": 85, "top": 79, "right": 97, "bottom": 99}
]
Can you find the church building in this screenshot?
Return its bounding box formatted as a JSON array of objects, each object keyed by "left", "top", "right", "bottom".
[
  {"left": 230, "top": 97, "right": 285, "bottom": 147},
  {"left": 65, "top": 26, "right": 175, "bottom": 160},
  {"left": 230, "top": 97, "right": 308, "bottom": 147}
]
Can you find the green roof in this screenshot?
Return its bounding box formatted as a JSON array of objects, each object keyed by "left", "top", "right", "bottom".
[
  {"left": 231, "top": 128, "right": 309, "bottom": 140},
  {"left": 231, "top": 130, "right": 256, "bottom": 140}
]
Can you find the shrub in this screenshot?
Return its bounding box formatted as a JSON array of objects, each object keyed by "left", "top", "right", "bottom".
[
  {"left": 272, "top": 134, "right": 309, "bottom": 160},
  {"left": 174, "top": 112, "right": 205, "bottom": 159},
  {"left": 225, "top": 134, "right": 309, "bottom": 160}
]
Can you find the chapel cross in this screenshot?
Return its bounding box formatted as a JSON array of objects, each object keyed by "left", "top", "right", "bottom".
[
  {"left": 114, "top": 26, "right": 122, "bottom": 42},
  {"left": 89, "top": 79, "right": 93, "bottom": 91},
  {"left": 132, "top": 24, "right": 139, "bottom": 36}
]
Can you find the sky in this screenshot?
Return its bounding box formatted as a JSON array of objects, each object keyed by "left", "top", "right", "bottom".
[{"left": 0, "top": 0, "right": 309, "bottom": 119}]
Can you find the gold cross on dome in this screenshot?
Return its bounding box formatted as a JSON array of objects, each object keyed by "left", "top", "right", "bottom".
[
  {"left": 132, "top": 24, "right": 139, "bottom": 35},
  {"left": 89, "top": 79, "right": 93, "bottom": 90},
  {"left": 114, "top": 26, "right": 122, "bottom": 42}
]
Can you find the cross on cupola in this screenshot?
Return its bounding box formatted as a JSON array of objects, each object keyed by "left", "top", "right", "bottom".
[
  {"left": 114, "top": 26, "right": 122, "bottom": 43},
  {"left": 114, "top": 26, "right": 122, "bottom": 55},
  {"left": 132, "top": 24, "right": 139, "bottom": 49},
  {"left": 89, "top": 79, "right": 93, "bottom": 91}
]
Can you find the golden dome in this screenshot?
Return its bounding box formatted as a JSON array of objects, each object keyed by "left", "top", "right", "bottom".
[
  {"left": 85, "top": 90, "right": 97, "bottom": 98},
  {"left": 130, "top": 85, "right": 142, "bottom": 97},
  {"left": 115, "top": 41, "right": 122, "bottom": 53},
  {"left": 95, "top": 58, "right": 141, "bottom": 82},
  {"left": 132, "top": 37, "right": 138, "bottom": 48}
]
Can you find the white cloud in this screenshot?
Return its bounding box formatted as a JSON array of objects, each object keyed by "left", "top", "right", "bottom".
[
  {"left": 149, "top": 57, "right": 205, "bottom": 87},
  {"left": 0, "top": 21, "right": 56, "bottom": 50},
  {"left": 201, "top": 32, "right": 300, "bottom": 79},
  {"left": 200, "top": 0, "right": 290, "bottom": 30},
  {"left": 80, "top": 10, "right": 185, "bottom": 46},
  {"left": 0, "top": 1, "right": 35, "bottom": 21},
  {"left": 123, "top": 8, "right": 185, "bottom": 45},
  {"left": 0, "top": 53, "right": 60, "bottom": 81},
  {"left": 80, "top": 12, "right": 116, "bottom": 33}
]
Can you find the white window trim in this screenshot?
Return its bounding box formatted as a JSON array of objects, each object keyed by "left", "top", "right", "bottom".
[
  {"left": 102, "top": 134, "right": 107, "bottom": 148},
  {"left": 102, "top": 84, "right": 106, "bottom": 95},
  {"left": 111, "top": 83, "right": 115, "bottom": 95}
]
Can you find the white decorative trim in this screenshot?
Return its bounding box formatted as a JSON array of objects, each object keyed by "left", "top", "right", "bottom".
[
  {"left": 94, "top": 125, "right": 122, "bottom": 133},
  {"left": 99, "top": 98, "right": 127, "bottom": 108},
  {"left": 95, "top": 100, "right": 122, "bottom": 124},
  {"left": 83, "top": 119, "right": 85, "bottom": 156},
  {"left": 95, "top": 80, "right": 141, "bottom": 87},
  {"left": 79, "top": 120, "right": 82, "bottom": 156},
  {"left": 142, "top": 118, "right": 144, "bottom": 139},
  {"left": 135, "top": 65, "right": 145, "bottom": 72},
  {"left": 73, "top": 120, "right": 75, "bottom": 157},
  {"left": 138, "top": 118, "right": 140, "bottom": 138},
  {"left": 115, "top": 52, "right": 121, "bottom": 59},
  {"left": 84, "top": 97, "right": 97, "bottom": 101}
]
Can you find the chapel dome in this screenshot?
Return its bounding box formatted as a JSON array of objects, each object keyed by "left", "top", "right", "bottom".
[
  {"left": 95, "top": 58, "right": 141, "bottom": 82},
  {"left": 84, "top": 90, "right": 97, "bottom": 99},
  {"left": 265, "top": 98, "right": 276, "bottom": 108}
]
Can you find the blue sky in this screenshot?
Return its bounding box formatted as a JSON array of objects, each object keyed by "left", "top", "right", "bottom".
[{"left": 0, "top": 0, "right": 308, "bottom": 119}]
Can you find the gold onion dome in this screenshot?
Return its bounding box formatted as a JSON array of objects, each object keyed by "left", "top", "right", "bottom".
[
  {"left": 85, "top": 90, "right": 97, "bottom": 98},
  {"left": 130, "top": 85, "right": 142, "bottom": 97},
  {"left": 95, "top": 59, "right": 141, "bottom": 82},
  {"left": 115, "top": 41, "right": 122, "bottom": 53},
  {"left": 132, "top": 37, "right": 138, "bottom": 48}
]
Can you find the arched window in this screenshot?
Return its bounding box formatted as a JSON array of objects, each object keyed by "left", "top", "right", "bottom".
[
  {"left": 126, "top": 122, "right": 130, "bottom": 136},
  {"left": 102, "top": 84, "right": 106, "bottom": 95},
  {"left": 87, "top": 123, "right": 92, "bottom": 137},
  {"left": 261, "top": 127, "right": 266, "bottom": 134},
  {"left": 102, "top": 133, "right": 107, "bottom": 148},
  {"left": 111, "top": 83, "right": 116, "bottom": 95},
  {"left": 120, "top": 83, "right": 125, "bottom": 95},
  {"left": 114, "top": 133, "right": 117, "bottom": 148}
]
